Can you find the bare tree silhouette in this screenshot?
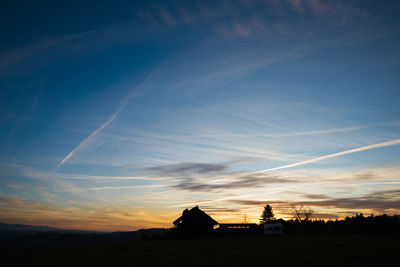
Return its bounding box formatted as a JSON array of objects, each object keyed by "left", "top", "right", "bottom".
[{"left": 292, "top": 205, "right": 313, "bottom": 222}]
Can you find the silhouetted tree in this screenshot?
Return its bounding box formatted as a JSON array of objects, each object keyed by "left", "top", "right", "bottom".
[
  {"left": 292, "top": 205, "right": 313, "bottom": 222},
  {"left": 260, "top": 205, "right": 275, "bottom": 224}
]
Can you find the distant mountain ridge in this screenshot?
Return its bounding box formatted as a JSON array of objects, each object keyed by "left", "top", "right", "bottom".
[
  {"left": 0, "top": 222, "right": 169, "bottom": 235},
  {"left": 0, "top": 222, "right": 104, "bottom": 233},
  {"left": 0, "top": 222, "right": 63, "bottom": 232}
]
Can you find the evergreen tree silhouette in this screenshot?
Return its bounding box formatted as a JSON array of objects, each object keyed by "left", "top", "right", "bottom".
[{"left": 260, "top": 204, "right": 275, "bottom": 224}]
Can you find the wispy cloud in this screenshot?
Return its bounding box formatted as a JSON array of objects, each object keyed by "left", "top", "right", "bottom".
[
  {"left": 137, "top": 0, "right": 368, "bottom": 37},
  {"left": 157, "top": 7, "right": 176, "bottom": 26},
  {"left": 6, "top": 184, "right": 22, "bottom": 189},
  {"left": 145, "top": 162, "right": 229, "bottom": 176},
  {"left": 85, "top": 184, "right": 168, "bottom": 191},
  {"left": 172, "top": 173, "right": 299, "bottom": 192},
  {"left": 230, "top": 189, "right": 400, "bottom": 214},
  {"left": 0, "top": 28, "right": 105, "bottom": 73},
  {"left": 257, "top": 138, "right": 400, "bottom": 172},
  {"left": 0, "top": 196, "right": 24, "bottom": 206},
  {"left": 167, "top": 165, "right": 400, "bottom": 213},
  {"left": 57, "top": 72, "right": 153, "bottom": 167},
  {"left": 158, "top": 122, "right": 393, "bottom": 138}
]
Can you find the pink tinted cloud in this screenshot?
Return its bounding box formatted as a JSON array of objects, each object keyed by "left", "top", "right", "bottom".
[
  {"left": 158, "top": 7, "right": 176, "bottom": 26},
  {"left": 180, "top": 8, "right": 196, "bottom": 24},
  {"left": 287, "top": 0, "right": 369, "bottom": 25}
]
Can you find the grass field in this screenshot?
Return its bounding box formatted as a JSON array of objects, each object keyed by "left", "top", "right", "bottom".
[{"left": 6, "top": 234, "right": 399, "bottom": 266}]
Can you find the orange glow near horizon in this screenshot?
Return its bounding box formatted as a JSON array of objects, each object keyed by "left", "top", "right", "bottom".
[{"left": 2, "top": 198, "right": 398, "bottom": 232}]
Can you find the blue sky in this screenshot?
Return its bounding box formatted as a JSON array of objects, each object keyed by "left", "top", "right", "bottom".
[{"left": 1, "top": 0, "right": 400, "bottom": 231}]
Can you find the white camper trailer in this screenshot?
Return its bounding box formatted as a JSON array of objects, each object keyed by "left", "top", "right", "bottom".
[{"left": 264, "top": 223, "right": 283, "bottom": 235}]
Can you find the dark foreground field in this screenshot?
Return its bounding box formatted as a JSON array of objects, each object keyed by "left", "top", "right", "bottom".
[{"left": 5, "top": 234, "right": 399, "bottom": 266}]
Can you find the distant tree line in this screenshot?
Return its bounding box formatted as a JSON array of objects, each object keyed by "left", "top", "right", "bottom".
[{"left": 260, "top": 205, "right": 400, "bottom": 234}]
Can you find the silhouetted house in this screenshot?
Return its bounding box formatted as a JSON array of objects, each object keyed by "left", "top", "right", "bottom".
[
  {"left": 216, "top": 223, "right": 261, "bottom": 235},
  {"left": 173, "top": 206, "right": 218, "bottom": 236}
]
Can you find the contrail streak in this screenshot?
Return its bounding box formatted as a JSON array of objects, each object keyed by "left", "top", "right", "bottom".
[
  {"left": 256, "top": 138, "right": 400, "bottom": 173},
  {"left": 57, "top": 73, "right": 153, "bottom": 167}
]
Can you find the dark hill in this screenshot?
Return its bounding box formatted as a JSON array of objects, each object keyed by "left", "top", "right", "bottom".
[{"left": 0, "top": 222, "right": 62, "bottom": 232}]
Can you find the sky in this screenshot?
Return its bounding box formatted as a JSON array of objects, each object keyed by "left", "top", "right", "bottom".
[{"left": 1, "top": 0, "right": 400, "bottom": 231}]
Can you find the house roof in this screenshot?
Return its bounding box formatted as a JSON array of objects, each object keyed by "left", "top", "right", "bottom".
[{"left": 173, "top": 206, "right": 218, "bottom": 226}]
